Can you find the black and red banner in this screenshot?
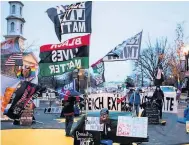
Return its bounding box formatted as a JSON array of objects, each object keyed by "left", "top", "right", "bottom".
[
  {"left": 7, "top": 81, "right": 45, "bottom": 120},
  {"left": 40, "top": 34, "right": 90, "bottom": 52},
  {"left": 39, "top": 34, "right": 90, "bottom": 63}
]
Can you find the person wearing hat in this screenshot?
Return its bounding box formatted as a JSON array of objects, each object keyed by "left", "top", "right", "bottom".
[
  {"left": 152, "top": 86, "right": 164, "bottom": 119},
  {"left": 100, "top": 108, "right": 112, "bottom": 142},
  {"left": 129, "top": 88, "right": 141, "bottom": 117},
  {"left": 63, "top": 90, "right": 80, "bottom": 136}
]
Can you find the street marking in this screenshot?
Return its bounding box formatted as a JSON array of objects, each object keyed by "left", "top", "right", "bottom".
[
  {"left": 1, "top": 129, "right": 73, "bottom": 145},
  {"left": 54, "top": 118, "right": 80, "bottom": 123}
]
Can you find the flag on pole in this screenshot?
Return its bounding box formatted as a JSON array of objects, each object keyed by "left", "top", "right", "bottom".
[
  {"left": 91, "top": 59, "right": 105, "bottom": 86},
  {"left": 46, "top": 1, "right": 92, "bottom": 42},
  {"left": 5, "top": 53, "right": 23, "bottom": 66},
  {"left": 103, "top": 31, "right": 143, "bottom": 61}
]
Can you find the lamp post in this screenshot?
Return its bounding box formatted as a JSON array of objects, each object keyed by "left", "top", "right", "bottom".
[
  {"left": 183, "top": 45, "right": 189, "bottom": 98},
  {"left": 73, "top": 67, "right": 81, "bottom": 92}
]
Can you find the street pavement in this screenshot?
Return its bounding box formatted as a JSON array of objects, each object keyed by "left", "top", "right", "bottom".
[{"left": 1, "top": 101, "right": 189, "bottom": 145}]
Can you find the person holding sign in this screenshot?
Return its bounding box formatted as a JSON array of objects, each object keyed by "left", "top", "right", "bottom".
[
  {"left": 152, "top": 86, "right": 164, "bottom": 119},
  {"left": 100, "top": 108, "right": 112, "bottom": 140},
  {"left": 129, "top": 88, "right": 141, "bottom": 117}
]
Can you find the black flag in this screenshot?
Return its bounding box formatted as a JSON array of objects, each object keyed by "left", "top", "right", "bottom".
[{"left": 46, "top": 8, "right": 62, "bottom": 42}]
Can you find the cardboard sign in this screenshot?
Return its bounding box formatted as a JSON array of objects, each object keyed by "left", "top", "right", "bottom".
[
  {"left": 163, "top": 93, "right": 178, "bottom": 113},
  {"left": 20, "top": 109, "right": 33, "bottom": 126},
  {"left": 146, "top": 107, "right": 159, "bottom": 124},
  {"left": 116, "top": 116, "right": 148, "bottom": 138},
  {"left": 86, "top": 93, "right": 122, "bottom": 111},
  {"left": 74, "top": 131, "right": 95, "bottom": 145},
  {"left": 85, "top": 117, "right": 104, "bottom": 131}
]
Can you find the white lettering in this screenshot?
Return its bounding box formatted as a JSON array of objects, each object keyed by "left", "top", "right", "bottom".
[
  {"left": 61, "top": 22, "right": 72, "bottom": 33},
  {"left": 63, "top": 40, "right": 69, "bottom": 47},
  {"left": 69, "top": 61, "right": 75, "bottom": 69},
  {"left": 55, "top": 65, "right": 60, "bottom": 73},
  {"left": 73, "top": 22, "right": 78, "bottom": 32},
  {"left": 62, "top": 50, "right": 70, "bottom": 60},
  {"left": 69, "top": 39, "right": 75, "bottom": 46},
  {"left": 75, "top": 59, "right": 81, "bottom": 68},
  {"left": 75, "top": 38, "right": 82, "bottom": 45},
  {"left": 49, "top": 65, "right": 55, "bottom": 74},
  {"left": 51, "top": 44, "right": 57, "bottom": 49},
  {"left": 57, "top": 50, "right": 63, "bottom": 61},
  {"left": 78, "top": 22, "right": 86, "bottom": 32},
  {"left": 52, "top": 50, "right": 57, "bottom": 62},
  {"left": 60, "top": 64, "right": 66, "bottom": 72}
]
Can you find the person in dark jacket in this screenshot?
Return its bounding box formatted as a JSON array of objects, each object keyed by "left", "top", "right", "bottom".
[
  {"left": 152, "top": 86, "right": 164, "bottom": 119},
  {"left": 63, "top": 90, "right": 80, "bottom": 136},
  {"left": 100, "top": 108, "right": 112, "bottom": 140}
]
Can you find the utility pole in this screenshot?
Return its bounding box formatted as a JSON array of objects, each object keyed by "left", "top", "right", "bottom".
[{"left": 141, "top": 63, "right": 144, "bottom": 87}]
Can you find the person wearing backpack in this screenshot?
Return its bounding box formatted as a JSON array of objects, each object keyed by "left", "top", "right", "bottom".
[{"left": 152, "top": 86, "right": 164, "bottom": 119}]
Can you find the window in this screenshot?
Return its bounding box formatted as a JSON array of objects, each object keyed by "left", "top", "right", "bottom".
[
  {"left": 12, "top": 5, "right": 16, "bottom": 14},
  {"left": 20, "top": 24, "right": 23, "bottom": 34},
  {"left": 11, "top": 22, "right": 15, "bottom": 32},
  {"left": 20, "top": 7, "right": 22, "bottom": 15}
]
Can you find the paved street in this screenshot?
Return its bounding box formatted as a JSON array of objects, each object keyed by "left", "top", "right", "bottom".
[{"left": 1, "top": 100, "right": 189, "bottom": 145}]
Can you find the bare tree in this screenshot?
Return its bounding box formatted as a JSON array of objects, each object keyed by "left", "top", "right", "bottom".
[
  {"left": 167, "top": 22, "right": 188, "bottom": 85},
  {"left": 134, "top": 38, "right": 169, "bottom": 84}
]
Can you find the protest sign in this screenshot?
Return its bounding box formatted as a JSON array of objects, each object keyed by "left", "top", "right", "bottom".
[
  {"left": 85, "top": 117, "right": 104, "bottom": 131},
  {"left": 74, "top": 130, "right": 95, "bottom": 145},
  {"left": 163, "top": 93, "right": 178, "bottom": 113},
  {"left": 20, "top": 109, "right": 33, "bottom": 126},
  {"left": 116, "top": 116, "right": 148, "bottom": 138},
  {"left": 146, "top": 107, "right": 159, "bottom": 124}
]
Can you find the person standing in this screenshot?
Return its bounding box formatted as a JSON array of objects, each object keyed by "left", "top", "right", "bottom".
[
  {"left": 152, "top": 86, "right": 164, "bottom": 119},
  {"left": 129, "top": 88, "right": 141, "bottom": 117},
  {"left": 63, "top": 90, "right": 80, "bottom": 136}
]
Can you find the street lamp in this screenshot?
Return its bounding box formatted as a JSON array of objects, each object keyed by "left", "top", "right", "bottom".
[
  {"left": 183, "top": 45, "right": 189, "bottom": 71},
  {"left": 73, "top": 67, "right": 81, "bottom": 92}
]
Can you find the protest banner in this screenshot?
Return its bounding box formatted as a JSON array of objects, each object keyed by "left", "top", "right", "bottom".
[
  {"left": 116, "top": 116, "right": 148, "bottom": 138},
  {"left": 103, "top": 31, "right": 142, "bottom": 61},
  {"left": 86, "top": 93, "right": 123, "bottom": 111},
  {"left": 39, "top": 57, "right": 89, "bottom": 76},
  {"left": 141, "top": 87, "right": 178, "bottom": 113},
  {"left": 46, "top": 1, "right": 92, "bottom": 41}
]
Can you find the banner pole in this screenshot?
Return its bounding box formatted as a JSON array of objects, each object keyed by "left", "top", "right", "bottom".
[{"left": 86, "top": 68, "right": 90, "bottom": 114}]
